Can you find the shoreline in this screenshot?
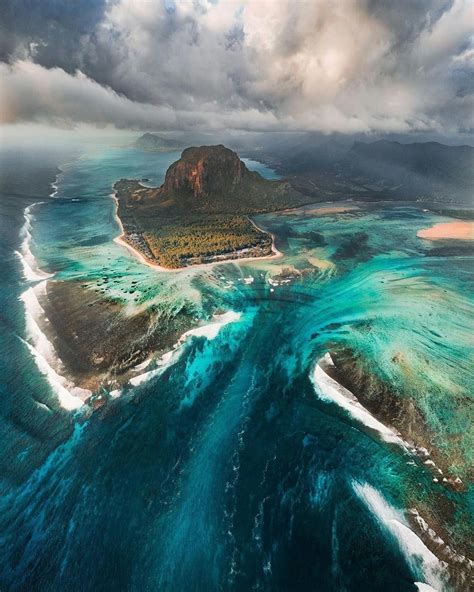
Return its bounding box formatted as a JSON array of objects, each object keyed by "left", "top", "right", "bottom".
[
  {"left": 312, "top": 353, "right": 473, "bottom": 587},
  {"left": 325, "top": 349, "right": 469, "bottom": 489},
  {"left": 314, "top": 352, "right": 467, "bottom": 488},
  {"left": 39, "top": 277, "right": 197, "bottom": 395},
  {"left": 111, "top": 192, "right": 283, "bottom": 272},
  {"left": 21, "top": 274, "right": 242, "bottom": 411},
  {"left": 17, "top": 178, "right": 92, "bottom": 411},
  {"left": 20, "top": 281, "right": 88, "bottom": 410}
]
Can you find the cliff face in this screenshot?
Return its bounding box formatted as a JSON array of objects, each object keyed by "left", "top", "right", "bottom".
[
  {"left": 159, "top": 145, "right": 255, "bottom": 200},
  {"left": 121, "top": 143, "right": 309, "bottom": 215}
]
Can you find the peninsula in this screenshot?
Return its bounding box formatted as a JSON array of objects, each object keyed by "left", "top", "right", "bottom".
[{"left": 114, "top": 145, "right": 310, "bottom": 269}]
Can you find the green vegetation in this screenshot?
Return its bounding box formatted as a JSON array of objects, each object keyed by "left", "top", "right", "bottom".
[
  {"left": 144, "top": 215, "right": 271, "bottom": 268},
  {"left": 114, "top": 179, "right": 276, "bottom": 267}
]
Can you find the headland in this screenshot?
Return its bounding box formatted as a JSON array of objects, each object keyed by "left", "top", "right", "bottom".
[{"left": 113, "top": 145, "right": 311, "bottom": 269}]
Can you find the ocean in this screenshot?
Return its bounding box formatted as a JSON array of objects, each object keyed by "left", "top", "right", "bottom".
[{"left": 0, "top": 137, "right": 472, "bottom": 591}]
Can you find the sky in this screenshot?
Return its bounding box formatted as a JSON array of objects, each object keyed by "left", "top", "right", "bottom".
[{"left": 0, "top": 0, "right": 472, "bottom": 137}]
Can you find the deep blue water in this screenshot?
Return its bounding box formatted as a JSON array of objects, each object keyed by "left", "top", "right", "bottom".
[{"left": 0, "top": 139, "right": 472, "bottom": 591}]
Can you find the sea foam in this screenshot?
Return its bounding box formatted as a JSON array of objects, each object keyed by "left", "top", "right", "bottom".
[
  {"left": 311, "top": 353, "right": 404, "bottom": 446},
  {"left": 415, "top": 584, "right": 438, "bottom": 592},
  {"left": 16, "top": 177, "right": 89, "bottom": 410},
  {"left": 17, "top": 203, "right": 53, "bottom": 282},
  {"left": 19, "top": 284, "right": 88, "bottom": 411},
  {"left": 353, "top": 481, "right": 444, "bottom": 591},
  {"left": 177, "top": 311, "right": 241, "bottom": 342},
  {"left": 17, "top": 171, "right": 62, "bottom": 283},
  {"left": 22, "top": 338, "right": 84, "bottom": 411},
  {"left": 126, "top": 311, "right": 242, "bottom": 390}
]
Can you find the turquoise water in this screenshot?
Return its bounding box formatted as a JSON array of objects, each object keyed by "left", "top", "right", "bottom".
[
  {"left": 0, "top": 141, "right": 472, "bottom": 591},
  {"left": 241, "top": 157, "right": 281, "bottom": 179}
]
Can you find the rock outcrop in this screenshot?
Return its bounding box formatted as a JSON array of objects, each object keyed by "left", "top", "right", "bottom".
[
  {"left": 158, "top": 145, "right": 254, "bottom": 200},
  {"left": 151, "top": 144, "right": 306, "bottom": 214}
]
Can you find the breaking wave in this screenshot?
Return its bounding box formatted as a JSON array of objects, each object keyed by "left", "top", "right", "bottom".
[
  {"left": 19, "top": 283, "right": 88, "bottom": 410},
  {"left": 17, "top": 174, "right": 89, "bottom": 411},
  {"left": 353, "top": 481, "right": 445, "bottom": 591},
  {"left": 311, "top": 352, "right": 404, "bottom": 446},
  {"left": 119, "top": 311, "right": 242, "bottom": 392}
]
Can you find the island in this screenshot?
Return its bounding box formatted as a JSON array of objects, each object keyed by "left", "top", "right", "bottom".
[
  {"left": 114, "top": 144, "right": 311, "bottom": 269},
  {"left": 133, "top": 132, "right": 183, "bottom": 152}
]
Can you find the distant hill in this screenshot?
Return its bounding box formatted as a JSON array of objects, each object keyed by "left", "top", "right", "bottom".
[
  {"left": 249, "top": 136, "right": 474, "bottom": 205},
  {"left": 345, "top": 140, "right": 474, "bottom": 204},
  {"left": 351, "top": 140, "right": 472, "bottom": 186},
  {"left": 133, "top": 133, "right": 183, "bottom": 152}
]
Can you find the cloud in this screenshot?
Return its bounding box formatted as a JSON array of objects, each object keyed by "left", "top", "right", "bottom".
[
  {"left": 0, "top": 0, "right": 472, "bottom": 134},
  {"left": 0, "top": 61, "right": 175, "bottom": 128},
  {"left": 0, "top": 0, "right": 108, "bottom": 65},
  {"left": 0, "top": 60, "right": 281, "bottom": 131}
]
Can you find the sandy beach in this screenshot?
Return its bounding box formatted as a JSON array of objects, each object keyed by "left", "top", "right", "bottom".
[
  {"left": 417, "top": 220, "right": 474, "bottom": 241},
  {"left": 112, "top": 193, "right": 283, "bottom": 272}
]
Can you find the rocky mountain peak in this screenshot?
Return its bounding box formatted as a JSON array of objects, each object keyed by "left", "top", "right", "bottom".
[{"left": 159, "top": 145, "right": 251, "bottom": 199}]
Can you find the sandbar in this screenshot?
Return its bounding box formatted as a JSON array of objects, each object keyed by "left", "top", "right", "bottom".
[{"left": 417, "top": 220, "right": 474, "bottom": 241}]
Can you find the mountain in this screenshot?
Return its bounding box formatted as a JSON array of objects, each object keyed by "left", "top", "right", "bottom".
[
  {"left": 245, "top": 136, "right": 474, "bottom": 205},
  {"left": 346, "top": 140, "right": 474, "bottom": 204},
  {"left": 114, "top": 145, "right": 310, "bottom": 268},
  {"left": 133, "top": 133, "right": 182, "bottom": 152},
  {"left": 154, "top": 144, "right": 303, "bottom": 213},
  {"left": 350, "top": 140, "right": 474, "bottom": 184},
  {"left": 159, "top": 145, "right": 250, "bottom": 199}
]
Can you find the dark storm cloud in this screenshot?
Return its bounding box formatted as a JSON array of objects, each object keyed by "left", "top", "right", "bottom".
[
  {"left": 0, "top": 0, "right": 472, "bottom": 134},
  {"left": 0, "top": 0, "right": 108, "bottom": 66},
  {"left": 367, "top": 0, "right": 454, "bottom": 43}
]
